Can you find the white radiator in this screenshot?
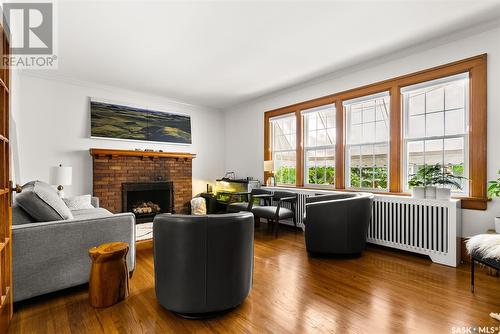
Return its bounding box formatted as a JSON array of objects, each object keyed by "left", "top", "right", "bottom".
[{"left": 262, "top": 187, "right": 461, "bottom": 267}]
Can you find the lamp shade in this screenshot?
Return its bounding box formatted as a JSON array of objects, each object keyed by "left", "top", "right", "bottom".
[
  {"left": 263, "top": 160, "right": 274, "bottom": 172},
  {"left": 49, "top": 165, "right": 72, "bottom": 186}
]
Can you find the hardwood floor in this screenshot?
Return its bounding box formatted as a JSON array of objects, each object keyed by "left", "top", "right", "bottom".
[{"left": 8, "top": 225, "right": 500, "bottom": 334}]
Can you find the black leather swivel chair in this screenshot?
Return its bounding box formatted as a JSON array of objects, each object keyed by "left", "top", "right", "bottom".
[
  {"left": 153, "top": 212, "right": 254, "bottom": 318},
  {"left": 304, "top": 193, "right": 374, "bottom": 256}
]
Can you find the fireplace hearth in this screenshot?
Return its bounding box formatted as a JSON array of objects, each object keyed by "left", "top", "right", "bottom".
[{"left": 122, "top": 182, "right": 174, "bottom": 223}]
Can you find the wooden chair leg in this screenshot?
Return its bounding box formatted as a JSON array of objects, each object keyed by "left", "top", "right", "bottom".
[{"left": 471, "top": 258, "right": 475, "bottom": 293}]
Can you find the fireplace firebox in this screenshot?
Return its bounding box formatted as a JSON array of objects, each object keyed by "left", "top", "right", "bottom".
[{"left": 122, "top": 182, "right": 174, "bottom": 223}]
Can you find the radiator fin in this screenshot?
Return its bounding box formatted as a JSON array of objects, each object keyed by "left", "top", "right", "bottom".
[{"left": 368, "top": 199, "right": 449, "bottom": 254}]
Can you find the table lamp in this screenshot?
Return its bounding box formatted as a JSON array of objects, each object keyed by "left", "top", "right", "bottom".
[
  {"left": 50, "top": 164, "right": 72, "bottom": 198},
  {"left": 263, "top": 160, "right": 275, "bottom": 186}
]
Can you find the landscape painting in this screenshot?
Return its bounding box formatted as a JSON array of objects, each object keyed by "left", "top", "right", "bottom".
[{"left": 90, "top": 100, "right": 192, "bottom": 144}]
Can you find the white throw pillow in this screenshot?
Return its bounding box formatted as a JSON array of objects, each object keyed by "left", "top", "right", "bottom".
[
  {"left": 63, "top": 194, "right": 94, "bottom": 210},
  {"left": 191, "top": 197, "right": 206, "bottom": 215}
]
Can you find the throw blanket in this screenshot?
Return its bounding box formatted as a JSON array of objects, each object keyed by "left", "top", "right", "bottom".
[{"left": 466, "top": 234, "right": 500, "bottom": 259}]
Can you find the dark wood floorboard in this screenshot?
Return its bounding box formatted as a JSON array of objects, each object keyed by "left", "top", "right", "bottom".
[{"left": 8, "top": 225, "right": 500, "bottom": 333}]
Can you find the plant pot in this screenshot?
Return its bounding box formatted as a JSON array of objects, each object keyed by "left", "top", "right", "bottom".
[
  {"left": 436, "top": 188, "right": 451, "bottom": 200},
  {"left": 412, "top": 186, "right": 425, "bottom": 199},
  {"left": 495, "top": 217, "right": 500, "bottom": 234},
  {"left": 425, "top": 186, "right": 437, "bottom": 199}
]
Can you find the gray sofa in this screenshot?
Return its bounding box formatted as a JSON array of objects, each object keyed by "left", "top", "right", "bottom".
[{"left": 12, "top": 196, "right": 136, "bottom": 302}]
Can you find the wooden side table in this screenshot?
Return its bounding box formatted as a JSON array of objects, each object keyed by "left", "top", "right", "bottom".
[{"left": 88, "top": 242, "right": 130, "bottom": 308}]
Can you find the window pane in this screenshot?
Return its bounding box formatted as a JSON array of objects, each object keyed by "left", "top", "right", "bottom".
[
  {"left": 364, "top": 107, "right": 375, "bottom": 122},
  {"left": 424, "top": 139, "right": 443, "bottom": 166},
  {"left": 445, "top": 108, "right": 465, "bottom": 135},
  {"left": 444, "top": 137, "right": 465, "bottom": 190},
  {"left": 426, "top": 87, "right": 444, "bottom": 113},
  {"left": 272, "top": 115, "right": 296, "bottom": 151},
  {"left": 408, "top": 114, "right": 425, "bottom": 138},
  {"left": 306, "top": 150, "right": 317, "bottom": 184},
  {"left": 362, "top": 122, "right": 375, "bottom": 143},
  {"left": 326, "top": 112, "right": 336, "bottom": 128},
  {"left": 409, "top": 93, "right": 425, "bottom": 116},
  {"left": 305, "top": 148, "right": 335, "bottom": 185},
  {"left": 374, "top": 168, "right": 388, "bottom": 189},
  {"left": 274, "top": 151, "right": 296, "bottom": 185},
  {"left": 425, "top": 111, "right": 444, "bottom": 137},
  {"left": 374, "top": 144, "right": 388, "bottom": 167},
  {"left": 360, "top": 168, "right": 372, "bottom": 188},
  {"left": 350, "top": 167, "right": 361, "bottom": 188},
  {"left": 345, "top": 93, "right": 390, "bottom": 190},
  {"left": 349, "top": 124, "right": 361, "bottom": 144},
  {"left": 361, "top": 144, "right": 374, "bottom": 167},
  {"left": 325, "top": 148, "right": 335, "bottom": 184},
  {"left": 316, "top": 129, "right": 328, "bottom": 146},
  {"left": 407, "top": 141, "right": 425, "bottom": 186},
  {"left": 375, "top": 121, "right": 388, "bottom": 142},
  {"left": 351, "top": 110, "right": 362, "bottom": 124},
  {"left": 307, "top": 130, "right": 316, "bottom": 148},
  {"left": 445, "top": 82, "right": 465, "bottom": 110},
  {"left": 350, "top": 146, "right": 361, "bottom": 167}
]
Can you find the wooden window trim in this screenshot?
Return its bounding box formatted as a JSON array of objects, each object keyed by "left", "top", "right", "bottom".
[{"left": 264, "top": 54, "right": 487, "bottom": 210}]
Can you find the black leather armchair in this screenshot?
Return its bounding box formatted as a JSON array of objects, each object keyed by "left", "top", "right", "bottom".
[
  {"left": 153, "top": 212, "right": 254, "bottom": 318},
  {"left": 227, "top": 188, "right": 272, "bottom": 213},
  {"left": 304, "top": 193, "right": 374, "bottom": 256},
  {"left": 251, "top": 191, "right": 297, "bottom": 237}
]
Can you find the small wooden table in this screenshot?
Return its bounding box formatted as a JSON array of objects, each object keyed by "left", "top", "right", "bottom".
[{"left": 88, "top": 242, "right": 130, "bottom": 308}]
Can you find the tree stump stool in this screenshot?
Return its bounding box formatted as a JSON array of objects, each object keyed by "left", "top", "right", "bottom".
[{"left": 88, "top": 242, "right": 130, "bottom": 308}]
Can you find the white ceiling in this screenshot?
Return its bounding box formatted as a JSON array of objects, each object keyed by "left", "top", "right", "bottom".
[{"left": 25, "top": 1, "right": 500, "bottom": 109}]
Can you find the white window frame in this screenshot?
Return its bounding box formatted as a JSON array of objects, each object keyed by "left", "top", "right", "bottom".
[
  {"left": 344, "top": 91, "right": 390, "bottom": 191},
  {"left": 270, "top": 113, "right": 297, "bottom": 186},
  {"left": 302, "top": 104, "right": 336, "bottom": 188},
  {"left": 402, "top": 72, "right": 469, "bottom": 195}
]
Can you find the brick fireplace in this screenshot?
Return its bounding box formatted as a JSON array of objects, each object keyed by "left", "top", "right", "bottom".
[{"left": 90, "top": 148, "right": 196, "bottom": 215}]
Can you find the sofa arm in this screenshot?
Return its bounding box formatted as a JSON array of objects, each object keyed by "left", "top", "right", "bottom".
[
  {"left": 12, "top": 213, "right": 136, "bottom": 302},
  {"left": 91, "top": 196, "right": 99, "bottom": 208}
]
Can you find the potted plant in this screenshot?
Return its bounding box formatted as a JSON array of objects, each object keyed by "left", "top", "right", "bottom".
[
  {"left": 408, "top": 164, "right": 465, "bottom": 200},
  {"left": 487, "top": 170, "right": 500, "bottom": 232}
]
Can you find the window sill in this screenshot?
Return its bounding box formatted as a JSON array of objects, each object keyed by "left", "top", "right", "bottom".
[{"left": 265, "top": 185, "right": 489, "bottom": 210}]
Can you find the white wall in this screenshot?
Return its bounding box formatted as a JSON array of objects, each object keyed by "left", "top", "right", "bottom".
[
  {"left": 223, "top": 23, "right": 500, "bottom": 237},
  {"left": 11, "top": 74, "right": 225, "bottom": 197}
]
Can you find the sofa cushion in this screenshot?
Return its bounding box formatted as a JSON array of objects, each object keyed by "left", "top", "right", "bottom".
[
  {"left": 70, "top": 208, "right": 113, "bottom": 220},
  {"left": 63, "top": 194, "right": 94, "bottom": 210},
  {"left": 16, "top": 181, "right": 74, "bottom": 222}
]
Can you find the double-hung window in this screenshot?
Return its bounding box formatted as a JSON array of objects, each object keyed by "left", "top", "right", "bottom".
[
  {"left": 345, "top": 92, "right": 390, "bottom": 190},
  {"left": 402, "top": 73, "right": 469, "bottom": 194},
  {"left": 303, "top": 104, "right": 336, "bottom": 186},
  {"left": 270, "top": 113, "right": 297, "bottom": 185}
]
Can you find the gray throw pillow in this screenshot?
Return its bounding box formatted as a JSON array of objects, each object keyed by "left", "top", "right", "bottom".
[
  {"left": 63, "top": 194, "right": 94, "bottom": 210},
  {"left": 15, "top": 181, "right": 74, "bottom": 222}
]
